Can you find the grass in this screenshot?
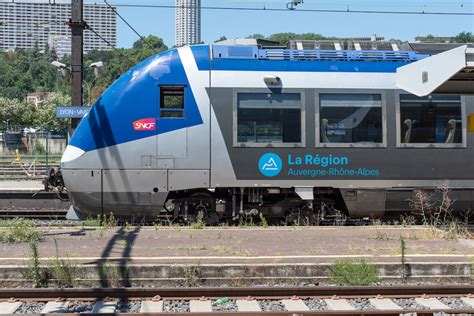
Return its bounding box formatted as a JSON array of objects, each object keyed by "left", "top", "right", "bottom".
[
  {"left": 399, "top": 235, "right": 407, "bottom": 282},
  {"left": 183, "top": 265, "right": 201, "bottom": 287},
  {"left": 370, "top": 230, "right": 391, "bottom": 241},
  {"left": 329, "top": 259, "right": 379, "bottom": 286},
  {"left": 0, "top": 219, "right": 42, "bottom": 244},
  {"left": 21, "top": 240, "right": 48, "bottom": 288},
  {"left": 259, "top": 213, "right": 268, "bottom": 228},
  {"left": 82, "top": 213, "right": 117, "bottom": 228},
  {"left": 97, "top": 260, "right": 127, "bottom": 287},
  {"left": 49, "top": 238, "right": 80, "bottom": 288},
  {"left": 471, "top": 262, "right": 474, "bottom": 283},
  {"left": 189, "top": 211, "right": 205, "bottom": 229}
]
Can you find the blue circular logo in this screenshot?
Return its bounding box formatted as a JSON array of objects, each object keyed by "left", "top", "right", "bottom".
[{"left": 258, "top": 153, "right": 283, "bottom": 177}]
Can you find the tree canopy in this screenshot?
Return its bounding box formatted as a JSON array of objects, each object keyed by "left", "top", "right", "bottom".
[
  {"left": 0, "top": 93, "right": 70, "bottom": 130},
  {"left": 0, "top": 34, "right": 168, "bottom": 105}
]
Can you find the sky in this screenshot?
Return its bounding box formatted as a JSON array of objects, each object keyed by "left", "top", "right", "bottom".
[{"left": 86, "top": 0, "right": 474, "bottom": 48}]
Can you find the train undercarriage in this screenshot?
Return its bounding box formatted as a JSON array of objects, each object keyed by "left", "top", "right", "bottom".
[
  {"left": 45, "top": 168, "right": 473, "bottom": 224},
  {"left": 166, "top": 187, "right": 359, "bottom": 225},
  {"left": 161, "top": 186, "right": 474, "bottom": 225}
]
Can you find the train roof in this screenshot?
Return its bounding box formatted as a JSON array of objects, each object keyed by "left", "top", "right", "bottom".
[
  {"left": 212, "top": 45, "right": 427, "bottom": 63},
  {"left": 211, "top": 40, "right": 473, "bottom": 64}
]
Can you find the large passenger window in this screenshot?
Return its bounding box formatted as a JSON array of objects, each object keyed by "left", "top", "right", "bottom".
[
  {"left": 160, "top": 86, "right": 184, "bottom": 118},
  {"left": 319, "top": 94, "right": 383, "bottom": 145},
  {"left": 237, "top": 93, "right": 301, "bottom": 145},
  {"left": 399, "top": 95, "right": 463, "bottom": 145}
]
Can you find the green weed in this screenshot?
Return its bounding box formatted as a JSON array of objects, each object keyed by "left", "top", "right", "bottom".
[
  {"left": 190, "top": 212, "right": 205, "bottom": 229},
  {"left": 49, "top": 238, "right": 80, "bottom": 288},
  {"left": 183, "top": 265, "right": 201, "bottom": 287},
  {"left": 329, "top": 259, "right": 379, "bottom": 286},
  {"left": 400, "top": 235, "right": 407, "bottom": 282},
  {"left": 0, "top": 219, "right": 42, "bottom": 244},
  {"left": 22, "top": 240, "right": 48, "bottom": 288},
  {"left": 82, "top": 213, "right": 117, "bottom": 228},
  {"left": 259, "top": 213, "right": 268, "bottom": 228}
]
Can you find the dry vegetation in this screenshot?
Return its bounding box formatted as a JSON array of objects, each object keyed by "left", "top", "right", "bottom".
[{"left": 408, "top": 183, "right": 472, "bottom": 240}]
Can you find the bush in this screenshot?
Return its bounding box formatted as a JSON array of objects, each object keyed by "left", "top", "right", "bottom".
[
  {"left": 0, "top": 219, "right": 42, "bottom": 244},
  {"left": 329, "top": 259, "right": 379, "bottom": 286}
]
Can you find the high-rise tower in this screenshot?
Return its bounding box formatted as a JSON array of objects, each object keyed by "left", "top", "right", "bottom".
[
  {"left": 0, "top": 0, "right": 116, "bottom": 54},
  {"left": 175, "top": 0, "right": 201, "bottom": 47}
]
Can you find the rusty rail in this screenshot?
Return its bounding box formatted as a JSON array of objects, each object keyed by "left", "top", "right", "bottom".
[{"left": 1, "top": 285, "right": 474, "bottom": 300}]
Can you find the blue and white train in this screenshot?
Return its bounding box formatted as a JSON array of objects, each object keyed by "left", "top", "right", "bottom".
[{"left": 58, "top": 40, "right": 474, "bottom": 222}]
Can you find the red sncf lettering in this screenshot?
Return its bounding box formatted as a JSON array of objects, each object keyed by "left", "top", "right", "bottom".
[{"left": 133, "top": 118, "right": 156, "bottom": 131}]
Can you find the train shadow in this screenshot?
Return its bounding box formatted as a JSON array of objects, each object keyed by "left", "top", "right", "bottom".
[
  {"left": 90, "top": 226, "right": 141, "bottom": 288},
  {"left": 42, "top": 227, "right": 94, "bottom": 237}
]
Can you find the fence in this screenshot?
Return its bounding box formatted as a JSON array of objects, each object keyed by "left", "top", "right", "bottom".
[{"left": 0, "top": 126, "right": 67, "bottom": 180}]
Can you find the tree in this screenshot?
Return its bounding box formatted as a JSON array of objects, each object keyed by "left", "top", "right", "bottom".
[
  {"left": 131, "top": 35, "right": 168, "bottom": 61},
  {"left": 33, "top": 93, "right": 70, "bottom": 130},
  {"left": 214, "top": 36, "right": 227, "bottom": 43},
  {"left": 246, "top": 34, "right": 265, "bottom": 39},
  {"left": 89, "top": 86, "right": 106, "bottom": 105},
  {"left": 453, "top": 32, "right": 474, "bottom": 43},
  {"left": 0, "top": 97, "right": 36, "bottom": 127},
  {"left": 246, "top": 32, "right": 331, "bottom": 45},
  {"left": 424, "top": 34, "right": 438, "bottom": 43}
]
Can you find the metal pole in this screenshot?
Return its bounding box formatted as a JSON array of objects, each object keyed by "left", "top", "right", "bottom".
[
  {"left": 45, "top": 130, "right": 49, "bottom": 175},
  {"left": 100, "top": 169, "right": 104, "bottom": 227},
  {"left": 69, "top": 0, "right": 85, "bottom": 137}
]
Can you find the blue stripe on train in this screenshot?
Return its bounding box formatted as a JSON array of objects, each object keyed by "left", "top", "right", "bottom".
[
  {"left": 69, "top": 48, "right": 203, "bottom": 152},
  {"left": 190, "top": 45, "right": 421, "bottom": 73}
]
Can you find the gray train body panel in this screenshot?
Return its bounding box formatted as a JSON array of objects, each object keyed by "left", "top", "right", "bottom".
[{"left": 61, "top": 45, "right": 474, "bottom": 218}]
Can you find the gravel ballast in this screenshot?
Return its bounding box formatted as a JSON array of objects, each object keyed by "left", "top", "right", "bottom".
[
  {"left": 15, "top": 302, "right": 46, "bottom": 314},
  {"left": 212, "top": 299, "right": 238, "bottom": 312},
  {"left": 66, "top": 301, "right": 95, "bottom": 313},
  {"left": 438, "top": 297, "right": 471, "bottom": 309},
  {"left": 392, "top": 298, "right": 425, "bottom": 310},
  {"left": 304, "top": 298, "right": 329, "bottom": 311},
  {"left": 163, "top": 300, "right": 190, "bottom": 313},
  {"left": 259, "top": 300, "right": 286, "bottom": 312},
  {"left": 116, "top": 300, "right": 141, "bottom": 313}
]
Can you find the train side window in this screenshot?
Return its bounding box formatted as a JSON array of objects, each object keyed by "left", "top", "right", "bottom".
[
  {"left": 160, "top": 86, "right": 184, "bottom": 118},
  {"left": 319, "top": 94, "right": 383, "bottom": 146},
  {"left": 399, "top": 95, "right": 463, "bottom": 146},
  {"left": 236, "top": 93, "right": 302, "bottom": 145}
]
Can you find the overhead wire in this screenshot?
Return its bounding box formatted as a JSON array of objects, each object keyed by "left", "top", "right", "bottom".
[
  {"left": 86, "top": 24, "right": 137, "bottom": 65},
  {"left": 103, "top": 0, "right": 159, "bottom": 53},
  {"left": 105, "top": 3, "right": 474, "bottom": 16}
]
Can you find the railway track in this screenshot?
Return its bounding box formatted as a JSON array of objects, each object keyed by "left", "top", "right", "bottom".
[
  {"left": 1, "top": 286, "right": 474, "bottom": 315},
  {"left": 0, "top": 192, "right": 69, "bottom": 220},
  {"left": 0, "top": 209, "right": 67, "bottom": 219}
]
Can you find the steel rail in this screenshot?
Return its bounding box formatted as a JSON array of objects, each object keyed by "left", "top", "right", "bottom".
[
  {"left": 1, "top": 285, "right": 474, "bottom": 300},
  {"left": 43, "top": 312, "right": 474, "bottom": 316}
]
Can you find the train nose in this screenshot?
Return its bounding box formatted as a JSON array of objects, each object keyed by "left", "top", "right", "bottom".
[{"left": 61, "top": 145, "right": 85, "bottom": 165}]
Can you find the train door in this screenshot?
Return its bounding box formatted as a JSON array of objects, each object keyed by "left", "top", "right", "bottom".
[
  {"left": 157, "top": 85, "right": 187, "bottom": 159},
  {"left": 155, "top": 46, "right": 211, "bottom": 192}
]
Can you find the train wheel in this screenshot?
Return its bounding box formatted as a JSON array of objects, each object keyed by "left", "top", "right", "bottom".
[
  {"left": 285, "top": 206, "right": 318, "bottom": 226},
  {"left": 185, "top": 192, "right": 219, "bottom": 226}
]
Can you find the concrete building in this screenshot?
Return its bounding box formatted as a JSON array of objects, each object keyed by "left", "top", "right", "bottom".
[
  {"left": 415, "top": 36, "right": 453, "bottom": 43},
  {"left": 48, "top": 34, "right": 71, "bottom": 59},
  {"left": 26, "top": 92, "right": 50, "bottom": 108},
  {"left": 175, "top": 0, "right": 201, "bottom": 47},
  {"left": 0, "top": 0, "right": 116, "bottom": 54}
]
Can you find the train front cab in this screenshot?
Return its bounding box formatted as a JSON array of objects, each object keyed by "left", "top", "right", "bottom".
[{"left": 61, "top": 46, "right": 211, "bottom": 219}]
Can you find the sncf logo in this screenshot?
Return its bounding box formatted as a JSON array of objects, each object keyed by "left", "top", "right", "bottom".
[{"left": 133, "top": 118, "right": 156, "bottom": 131}]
